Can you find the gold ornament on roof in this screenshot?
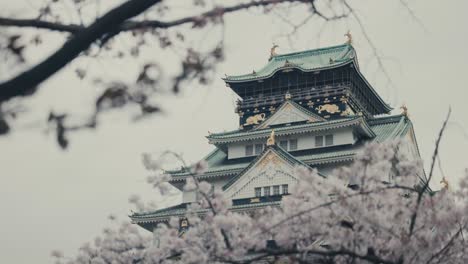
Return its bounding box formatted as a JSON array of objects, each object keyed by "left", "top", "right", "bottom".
[
  {"left": 341, "top": 105, "right": 354, "bottom": 116},
  {"left": 400, "top": 104, "right": 409, "bottom": 117},
  {"left": 316, "top": 104, "right": 341, "bottom": 114},
  {"left": 269, "top": 43, "right": 279, "bottom": 60},
  {"left": 440, "top": 177, "right": 449, "bottom": 190},
  {"left": 244, "top": 113, "right": 266, "bottom": 126},
  {"left": 345, "top": 31, "right": 353, "bottom": 44},
  {"left": 285, "top": 92, "right": 292, "bottom": 100},
  {"left": 266, "top": 130, "right": 275, "bottom": 146}
]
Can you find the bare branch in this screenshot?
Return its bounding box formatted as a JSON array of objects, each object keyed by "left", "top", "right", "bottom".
[
  {"left": 0, "top": 17, "right": 82, "bottom": 33},
  {"left": 0, "top": 0, "right": 317, "bottom": 103},
  {"left": 0, "top": 0, "right": 164, "bottom": 102},
  {"left": 408, "top": 107, "right": 451, "bottom": 236}
]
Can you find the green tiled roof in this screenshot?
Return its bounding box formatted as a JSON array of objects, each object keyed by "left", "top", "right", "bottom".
[
  {"left": 368, "top": 115, "right": 410, "bottom": 142},
  {"left": 131, "top": 200, "right": 282, "bottom": 224},
  {"left": 224, "top": 44, "right": 355, "bottom": 82},
  {"left": 138, "top": 115, "right": 414, "bottom": 224},
  {"left": 207, "top": 116, "right": 375, "bottom": 144},
  {"left": 168, "top": 115, "right": 410, "bottom": 181}
]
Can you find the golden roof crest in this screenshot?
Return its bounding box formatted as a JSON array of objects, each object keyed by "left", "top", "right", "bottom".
[
  {"left": 266, "top": 130, "right": 275, "bottom": 146},
  {"left": 269, "top": 44, "right": 279, "bottom": 60},
  {"left": 344, "top": 31, "right": 352, "bottom": 44}
]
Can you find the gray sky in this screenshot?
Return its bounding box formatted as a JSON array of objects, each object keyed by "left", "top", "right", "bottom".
[{"left": 1, "top": 0, "right": 468, "bottom": 263}]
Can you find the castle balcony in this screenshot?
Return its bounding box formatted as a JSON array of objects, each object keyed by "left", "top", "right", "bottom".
[{"left": 236, "top": 82, "right": 351, "bottom": 111}]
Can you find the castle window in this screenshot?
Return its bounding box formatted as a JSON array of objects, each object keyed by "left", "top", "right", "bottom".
[
  {"left": 282, "top": 184, "right": 289, "bottom": 194},
  {"left": 279, "top": 140, "right": 288, "bottom": 149},
  {"left": 325, "top": 134, "right": 334, "bottom": 146},
  {"left": 255, "top": 144, "right": 264, "bottom": 155},
  {"left": 245, "top": 145, "right": 254, "bottom": 156},
  {"left": 264, "top": 186, "right": 271, "bottom": 196},
  {"left": 255, "top": 187, "right": 262, "bottom": 197},
  {"left": 289, "top": 139, "right": 298, "bottom": 150},
  {"left": 315, "top": 136, "right": 324, "bottom": 147},
  {"left": 273, "top": 185, "right": 280, "bottom": 195}
]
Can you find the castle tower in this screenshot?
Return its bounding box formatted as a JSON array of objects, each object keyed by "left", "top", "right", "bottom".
[{"left": 130, "top": 43, "right": 420, "bottom": 234}]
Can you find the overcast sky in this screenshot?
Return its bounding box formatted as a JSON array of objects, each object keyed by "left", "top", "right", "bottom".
[{"left": 1, "top": 0, "right": 468, "bottom": 263}]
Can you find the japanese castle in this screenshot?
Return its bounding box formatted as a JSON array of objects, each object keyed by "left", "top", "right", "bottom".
[{"left": 130, "top": 40, "right": 420, "bottom": 233}]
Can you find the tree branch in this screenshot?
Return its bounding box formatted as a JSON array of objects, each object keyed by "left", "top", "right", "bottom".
[
  {"left": 0, "top": 0, "right": 164, "bottom": 102},
  {"left": 426, "top": 224, "right": 465, "bottom": 264},
  {"left": 408, "top": 107, "right": 451, "bottom": 236},
  {"left": 0, "top": 17, "right": 82, "bottom": 33},
  {"left": 0, "top": 0, "right": 312, "bottom": 102},
  {"left": 243, "top": 247, "right": 397, "bottom": 264},
  {"left": 0, "top": 0, "right": 306, "bottom": 33}
]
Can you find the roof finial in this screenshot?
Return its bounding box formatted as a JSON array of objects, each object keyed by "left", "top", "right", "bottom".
[
  {"left": 266, "top": 130, "right": 275, "bottom": 146},
  {"left": 344, "top": 30, "right": 352, "bottom": 45},
  {"left": 440, "top": 177, "right": 449, "bottom": 190},
  {"left": 269, "top": 43, "right": 279, "bottom": 60},
  {"left": 400, "top": 104, "right": 409, "bottom": 117},
  {"left": 285, "top": 92, "right": 292, "bottom": 100}
]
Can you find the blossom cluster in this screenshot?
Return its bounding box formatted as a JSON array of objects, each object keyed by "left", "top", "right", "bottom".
[{"left": 55, "top": 142, "right": 468, "bottom": 264}]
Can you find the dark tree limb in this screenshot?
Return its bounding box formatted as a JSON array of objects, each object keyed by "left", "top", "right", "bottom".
[
  {"left": 408, "top": 107, "right": 451, "bottom": 236},
  {"left": 0, "top": 0, "right": 165, "bottom": 102},
  {"left": 0, "top": 17, "right": 82, "bottom": 33},
  {"left": 0, "top": 0, "right": 315, "bottom": 103},
  {"left": 0, "top": 0, "right": 308, "bottom": 33},
  {"left": 241, "top": 247, "right": 397, "bottom": 264}
]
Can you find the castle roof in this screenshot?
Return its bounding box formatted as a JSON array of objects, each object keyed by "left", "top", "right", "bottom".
[
  {"left": 207, "top": 116, "right": 375, "bottom": 146},
  {"left": 223, "top": 44, "right": 355, "bottom": 83},
  {"left": 167, "top": 115, "right": 413, "bottom": 182},
  {"left": 222, "top": 144, "right": 314, "bottom": 191},
  {"left": 130, "top": 199, "right": 283, "bottom": 230}
]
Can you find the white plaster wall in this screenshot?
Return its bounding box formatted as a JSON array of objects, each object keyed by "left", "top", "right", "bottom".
[
  {"left": 224, "top": 153, "right": 299, "bottom": 199},
  {"left": 229, "top": 169, "right": 298, "bottom": 199},
  {"left": 227, "top": 127, "right": 356, "bottom": 159},
  {"left": 228, "top": 144, "right": 246, "bottom": 159}
]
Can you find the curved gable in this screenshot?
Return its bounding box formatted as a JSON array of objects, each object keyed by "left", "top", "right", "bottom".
[{"left": 256, "top": 100, "right": 326, "bottom": 130}]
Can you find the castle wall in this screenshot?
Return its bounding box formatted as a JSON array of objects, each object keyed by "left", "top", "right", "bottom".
[{"left": 227, "top": 127, "right": 357, "bottom": 159}]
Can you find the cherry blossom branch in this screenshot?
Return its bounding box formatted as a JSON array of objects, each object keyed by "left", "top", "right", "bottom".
[
  {"left": 244, "top": 247, "right": 397, "bottom": 264},
  {"left": 0, "top": 1, "right": 295, "bottom": 33},
  {"left": 0, "top": 0, "right": 349, "bottom": 34},
  {"left": 156, "top": 151, "right": 233, "bottom": 250},
  {"left": 263, "top": 185, "right": 417, "bottom": 235},
  {"left": 0, "top": 0, "right": 163, "bottom": 102},
  {"left": 0, "top": 0, "right": 314, "bottom": 102},
  {"left": 426, "top": 223, "right": 466, "bottom": 264}
]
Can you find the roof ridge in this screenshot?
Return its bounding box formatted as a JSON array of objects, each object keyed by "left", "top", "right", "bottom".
[
  {"left": 223, "top": 44, "right": 355, "bottom": 83},
  {"left": 272, "top": 43, "right": 352, "bottom": 61},
  {"left": 368, "top": 114, "right": 405, "bottom": 125},
  {"left": 273, "top": 144, "right": 311, "bottom": 168},
  {"left": 208, "top": 116, "right": 361, "bottom": 139}
]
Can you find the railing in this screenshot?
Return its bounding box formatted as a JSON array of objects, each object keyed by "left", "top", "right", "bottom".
[{"left": 237, "top": 82, "right": 351, "bottom": 110}]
